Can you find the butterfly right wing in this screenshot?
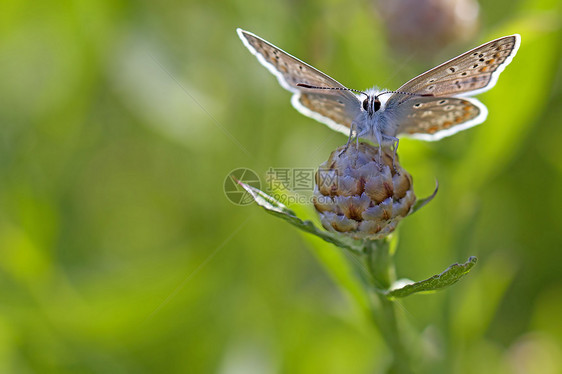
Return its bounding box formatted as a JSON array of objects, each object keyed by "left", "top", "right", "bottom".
[
  {"left": 386, "top": 35, "right": 519, "bottom": 140},
  {"left": 237, "top": 28, "right": 361, "bottom": 135},
  {"left": 393, "top": 96, "right": 488, "bottom": 140},
  {"left": 389, "top": 35, "right": 520, "bottom": 106}
]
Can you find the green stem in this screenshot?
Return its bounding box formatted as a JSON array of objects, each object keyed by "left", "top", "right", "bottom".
[{"left": 364, "top": 239, "right": 412, "bottom": 374}]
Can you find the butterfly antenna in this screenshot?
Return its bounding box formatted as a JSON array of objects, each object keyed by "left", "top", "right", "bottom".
[
  {"left": 296, "top": 83, "right": 369, "bottom": 98},
  {"left": 377, "top": 90, "right": 434, "bottom": 98}
]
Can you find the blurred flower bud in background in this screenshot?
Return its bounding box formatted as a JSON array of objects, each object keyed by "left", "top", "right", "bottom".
[
  {"left": 314, "top": 143, "right": 416, "bottom": 240},
  {"left": 376, "top": 0, "right": 480, "bottom": 58}
]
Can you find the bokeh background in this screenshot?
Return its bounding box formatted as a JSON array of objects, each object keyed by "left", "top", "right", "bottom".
[{"left": 1, "top": 0, "right": 561, "bottom": 373}]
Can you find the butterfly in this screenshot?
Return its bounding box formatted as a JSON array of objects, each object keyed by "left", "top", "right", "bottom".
[{"left": 237, "top": 28, "right": 520, "bottom": 150}]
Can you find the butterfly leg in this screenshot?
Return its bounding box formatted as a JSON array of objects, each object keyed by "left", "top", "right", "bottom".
[
  {"left": 379, "top": 134, "right": 400, "bottom": 173},
  {"left": 384, "top": 136, "right": 400, "bottom": 174},
  {"left": 374, "top": 129, "right": 388, "bottom": 166},
  {"left": 339, "top": 123, "right": 357, "bottom": 156},
  {"left": 392, "top": 137, "right": 400, "bottom": 173}
]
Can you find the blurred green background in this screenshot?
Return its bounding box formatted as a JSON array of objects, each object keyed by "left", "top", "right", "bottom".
[{"left": 1, "top": 0, "right": 562, "bottom": 373}]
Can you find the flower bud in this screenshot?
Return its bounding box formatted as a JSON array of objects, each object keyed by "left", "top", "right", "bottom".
[
  {"left": 314, "top": 143, "right": 416, "bottom": 240},
  {"left": 376, "top": 0, "right": 480, "bottom": 59}
]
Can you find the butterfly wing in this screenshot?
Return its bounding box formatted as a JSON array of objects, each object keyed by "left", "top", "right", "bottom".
[
  {"left": 386, "top": 34, "right": 519, "bottom": 139},
  {"left": 392, "top": 96, "right": 487, "bottom": 140},
  {"left": 390, "top": 35, "right": 520, "bottom": 105},
  {"left": 237, "top": 28, "right": 361, "bottom": 135}
]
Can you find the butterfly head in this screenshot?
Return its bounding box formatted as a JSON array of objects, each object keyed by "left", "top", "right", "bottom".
[{"left": 362, "top": 95, "right": 381, "bottom": 115}]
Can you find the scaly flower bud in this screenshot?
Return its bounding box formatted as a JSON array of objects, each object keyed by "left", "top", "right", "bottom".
[
  {"left": 314, "top": 143, "right": 416, "bottom": 240},
  {"left": 376, "top": 0, "right": 480, "bottom": 58}
]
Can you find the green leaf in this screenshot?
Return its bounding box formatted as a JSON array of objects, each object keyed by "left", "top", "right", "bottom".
[
  {"left": 385, "top": 256, "right": 477, "bottom": 298},
  {"left": 411, "top": 181, "right": 439, "bottom": 215},
  {"left": 237, "top": 181, "right": 364, "bottom": 253}
]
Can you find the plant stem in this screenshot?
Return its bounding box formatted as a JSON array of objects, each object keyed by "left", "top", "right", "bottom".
[{"left": 364, "top": 239, "right": 412, "bottom": 374}]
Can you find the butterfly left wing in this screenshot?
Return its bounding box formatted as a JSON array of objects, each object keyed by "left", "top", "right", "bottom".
[
  {"left": 291, "top": 91, "right": 359, "bottom": 135},
  {"left": 394, "top": 96, "right": 488, "bottom": 140},
  {"left": 237, "top": 28, "right": 361, "bottom": 135}
]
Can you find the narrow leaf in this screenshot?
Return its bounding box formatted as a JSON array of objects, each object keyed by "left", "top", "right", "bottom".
[
  {"left": 386, "top": 256, "right": 477, "bottom": 298},
  {"left": 411, "top": 181, "right": 438, "bottom": 215},
  {"left": 237, "top": 181, "right": 364, "bottom": 253}
]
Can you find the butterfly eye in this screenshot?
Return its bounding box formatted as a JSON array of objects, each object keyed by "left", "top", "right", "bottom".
[
  {"left": 362, "top": 99, "right": 369, "bottom": 111},
  {"left": 374, "top": 98, "right": 381, "bottom": 112}
]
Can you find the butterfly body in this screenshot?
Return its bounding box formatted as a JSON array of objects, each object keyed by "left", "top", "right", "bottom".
[
  {"left": 237, "top": 28, "right": 520, "bottom": 146},
  {"left": 351, "top": 87, "right": 398, "bottom": 146}
]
